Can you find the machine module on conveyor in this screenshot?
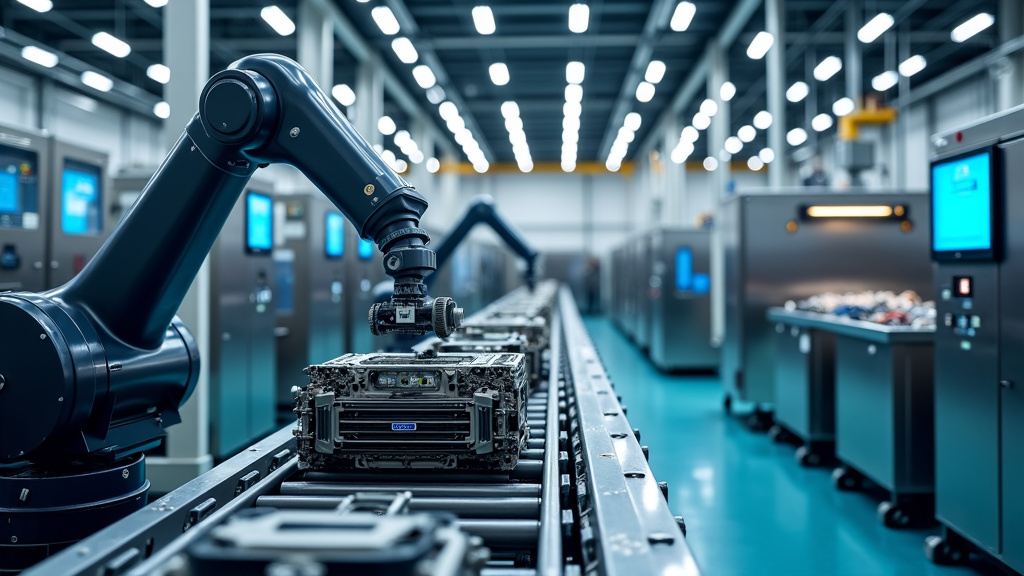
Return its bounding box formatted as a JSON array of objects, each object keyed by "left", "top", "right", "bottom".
[{"left": 297, "top": 352, "right": 529, "bottom": 471}]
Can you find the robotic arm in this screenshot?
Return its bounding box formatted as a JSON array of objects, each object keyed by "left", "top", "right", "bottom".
[{"left": 0, "top": 54, "right": 461, "bottom": 465}]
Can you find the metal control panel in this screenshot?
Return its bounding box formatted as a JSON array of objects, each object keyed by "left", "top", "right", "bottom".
[
  {"left": 46, "top": 140, "right": 111, "bottom": 288},
  {"left": 0, "top": 126, "right": 49, "bottom": 292},
  {"left": 274, "top": 194, "right": 347, "bottom": 418},
  {"left": 209, "top": 186, "right": 278, "bottom": 458},
  {"left": 928, "top": 105, "right": 1024, "bottom": 572}
]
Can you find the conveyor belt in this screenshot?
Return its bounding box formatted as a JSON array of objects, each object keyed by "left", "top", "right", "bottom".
[{"left": 22, "top": 285, "right": 700, "bottom": 576}]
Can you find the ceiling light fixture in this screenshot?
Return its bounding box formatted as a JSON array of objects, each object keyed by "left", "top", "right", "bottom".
[
  {"left": 153, "top": 101, "right": 170, "bottom": 119},
  {"left": 858, "top": 13, "right": 894, "bottom": 43},
  {"left": 636, "top": 82, "right": 655, "bottom": 102},
  {"left": 737, "top": 125, "right": 756, "bottom": 143},
  {"left": 332, "top": 84, "right": 356, "bottom": 106},
  {"left": 746, "top": 31, "right": 774, "bottom": 59},
  {"left": 489, "top": 62, "right": 510, "bottom": 86},
  {"left": 624, "top": 112, "right": 642, "bottom": 131},
  {"left": 20, "top": 46, "right": 58, "bottom": 68},
  {"left": 565, "top": 83, "right": 583, "bottom": 103},
  {"left": 472, "top": 6, "right": 496, "bottom": 35},
  {"left": 759, "top": 147, "right": 775, "bottom": 164},
  {"left": 568, "top": 3, "right": 589, "bottom": 33},
  {"left": 80, "top": 71, "right": 113, "bottom": 92},
  {"left": 147, "top": 63, "right": 170, "bottom": 84},
  {"left": 720, "top": 81, "right": 736, "bottom": 101},
  {"left": 699, "top": 98, "right": 718, "bottom": 117},
  {"left": 566, "top": 61, "right": 585, "bottom": 84},
  {"left": 378, "top": 116, "right": 397, "bottom": 135},
  {"left": 951, "top": 13, "right": 995, "bottom": 43},
  {"left": 371, "top": 6, "right": 401, "bottom": 35},
  {"left": 391, "top": 37, "right": 419, "bottom": 63},
  {"left": 260, "top": 6, "right": 295, "bottom": 36},
  {"left": 786, "top": 81, "right": 809, "bottom": 102},
  {"left": 811, "top": 113, "right": 833, "bottom": 132},
  {"left": 871, "top": 70, "right": 899, "bottom": 91},
  {"left": 412, "top": 65, "right": 436, "bottom": 89},
  {"left": 91, "top": 31, "right": 132, "bottom": 58},
  {"left": 899, "top": 55, "right": 927, "bottom": 77},
  {"left": 670, "top": 1, "right": 696, "bottom": 32},
  {"left": 787, "top": 127, "right": 808, "bottom": 146},
  {"left": 813, "top": 56, "right": 843, "bottom": 81},
  {"left": 753, "top": 110, "right": 772, "bottom": 130},
  {"left": 645, "top": 60, "right": 666, "bottom": 84},
  {"left": 832, "top": 97, "right": 855, "bottom": 116},
  {"left": 16, "top": 0, "right": 51, "bottom": 13}
]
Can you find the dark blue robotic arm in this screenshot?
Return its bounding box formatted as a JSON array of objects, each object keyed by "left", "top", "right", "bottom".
[
  {"left": 427, "top": 195, "right": 538, "bottom": 291},
  {"left": 0, "top": 55, "right": 461, "bottom": 465}
]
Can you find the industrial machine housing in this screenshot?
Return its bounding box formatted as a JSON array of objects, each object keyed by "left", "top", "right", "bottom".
[
  {"left": 924, "top": 104, "right": 1024, "bottom": 571},
  {"left": 718, "top": 190, "right": 933, "bottom": 413}
]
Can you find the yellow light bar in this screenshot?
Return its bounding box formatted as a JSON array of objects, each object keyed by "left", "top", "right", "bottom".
[{"left": 805, "top": 205, "right": 894, "bottom": 218}]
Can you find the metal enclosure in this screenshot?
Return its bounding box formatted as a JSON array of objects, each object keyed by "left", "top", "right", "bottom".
[
  {"left": 834, "top": 331, "right": 934, "bottom": 495},
  {"left": 208, "top": 187, "right": 278, "bottom": 458},
  {"left": 771, "top": 319, "right": 835, "bottom": 443},
  {"left": 648, "top": 227, "right": 718, "bottom": 371},
  {"left": 46, "top": 140, "right": 111, "bottom": 288},
  {"left": 0, "top": 125, "right": 49, "bottom": 292},
  {"left": 274, "top": 194, "right": 346, "bottom": 417},
  {"left": 719, "top": 191, "right": 933, "bottom": 405},
  {"left": 929, "top": 105, "right": 1024, "bottom": 571}
]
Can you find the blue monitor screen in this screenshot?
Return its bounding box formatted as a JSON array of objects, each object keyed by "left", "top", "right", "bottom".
[
  {"left": 0, "top": 171, "right": 18, "bottom": 213},
  {"left": 246, "top": 192, "right": 273, "bottom": 254},
  {"left": 61, "top": 159, "right": 103, "bottom": 235},
  {"left": 358, "top": 238, "right": 374, "bottom": 260},
  {"left": 675, "top": 247, "right": 693, "bottom": 292},
  {"left": 931, "top": 151, "right": 993, "bottom": 255},
  {"left": 325, "top": 212, "right": 344, "bottom": 258},
  {"left": 692, "top": 273, "right": 710, "bottom": 294}
]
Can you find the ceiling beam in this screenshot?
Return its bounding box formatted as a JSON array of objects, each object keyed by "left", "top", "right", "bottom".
[{"left": 426, "top": 33, "right": 708, "bottom": 51}]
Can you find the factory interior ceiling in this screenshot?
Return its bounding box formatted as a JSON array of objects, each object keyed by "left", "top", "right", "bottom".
[{"left": 0, "top": 0, "right": 1001, "bottom": 168}]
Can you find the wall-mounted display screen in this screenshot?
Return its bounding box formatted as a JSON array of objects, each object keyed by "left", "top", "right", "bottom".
[
  {"left": 931, "top": 149, "right": 996, "bottom": 260},
  {"left": 246, "top": 191, "right": 274, "bottom": 254},
  {"left": 358, "top": 238, "right": 374, "bottom": 260},
  {"left": 0, "top": 144, "right": 39, "bottom": 230},
  {"left": 325, "top": 212, "right": 344, "bottom": 259},
  {"left": 675, "top": 247, "right": 693, "bottom": 292},
  {"left": 61, "top": 159, "right": 103, "bottom": 235}
]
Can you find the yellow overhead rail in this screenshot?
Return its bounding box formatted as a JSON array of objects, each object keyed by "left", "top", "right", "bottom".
[{"left": 839, "top": 107, "right": 898, "bottom": 141}]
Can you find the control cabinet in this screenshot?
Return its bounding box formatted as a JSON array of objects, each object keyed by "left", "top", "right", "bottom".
[
  {"left": 0, "top": 125, "right": 49, "bottom": 292},
  {"left": 47, "top": 140, "right": 111, "bottom": 288},
  {"left": 209, "top": 187, "right": 278, "bottom": 458},
  {"left": 274, "top": 194, "right": 347, "bottom": 417},
  {"left": 927, "top": 105, "right": 1024, "bottom": 571}
]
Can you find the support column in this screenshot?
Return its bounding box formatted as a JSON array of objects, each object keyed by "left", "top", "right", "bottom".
[
  {"left": 766, "top": 0, "right": 786, "bottom": 187},
  {"left": 662, "top": 117, "right": 683, "bottom": 225},
  {"left": 845, "top": 0, "right": 862, "bottom": 104},
  {"left": 708, "top": 41, "right": 730, "bottom": 200},
  {"left": 149, "top": 0, "right": 214, "bottom": 492},
  {"left": 708, "top": 41, "right": 728, "bottom": 347},
  {"left": 355, "top": 58, "right": 384, "bottom": 149},
  {"left": 297, "top": 0, "right": 334, "bottom": 89}
]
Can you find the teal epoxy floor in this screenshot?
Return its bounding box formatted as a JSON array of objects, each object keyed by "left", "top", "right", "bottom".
[{"left": 583, "top": 316, "right": 1004, "bottom": 576}]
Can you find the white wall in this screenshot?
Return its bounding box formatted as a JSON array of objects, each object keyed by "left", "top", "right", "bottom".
[{"left": 0, "top": 63, "right": 165, "bottom": 173}]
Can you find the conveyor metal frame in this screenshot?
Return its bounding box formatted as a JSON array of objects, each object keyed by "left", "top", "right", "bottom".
[{"left": 23, "top": 285, "right": 699, "bottom": 576}]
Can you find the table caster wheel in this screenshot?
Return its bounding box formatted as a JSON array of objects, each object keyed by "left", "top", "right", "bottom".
[
  {"left": 832, "top": 467, "right": 861, "bottom": 491},
  {"left": 879, "top": 500, "right": 912, "bottom": 528},
  {"left": 925, "top": 534, "right": 968, "bottom": 565},
  {"left": 795, "top": 445, "right": 822, "bottom": 467},
  {"left": 768, "top": 425, "right": 790, "bottom": 443}
]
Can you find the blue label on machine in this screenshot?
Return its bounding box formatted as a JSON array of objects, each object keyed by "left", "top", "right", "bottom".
[{"left": 391, "top": 422, "right": 417, "bottom": 431}]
